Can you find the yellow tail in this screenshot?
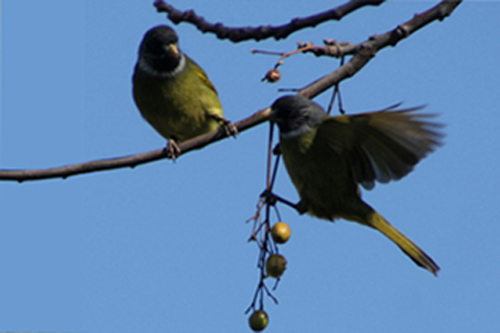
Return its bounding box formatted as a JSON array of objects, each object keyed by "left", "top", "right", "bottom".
[
  {"left": 367, "top": 211, "right": 439, "bottom": 275},
  {"left": 342, "top": 205, "right": 439, "bottom": 275}
]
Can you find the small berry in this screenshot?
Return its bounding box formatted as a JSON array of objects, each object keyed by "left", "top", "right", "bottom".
[
  {"left": 263, "top": 69, "right": 281, "bottom": 83},
  {"left": 266, "top": 254, "right": 287, "bottom": 278},
  {"left": 249, "top": 309, "right": 269, "bottom": 331},
  {"left": 271, "top": 222, "right": 291, "bottom": 244}
]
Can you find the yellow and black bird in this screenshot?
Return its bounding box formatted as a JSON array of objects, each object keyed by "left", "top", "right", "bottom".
[
  {"left": 132, "top": 25, "right": 234, "bottom": 157},
  {"left": 270, "top": 95, "right": 443, "bottom": 275}
]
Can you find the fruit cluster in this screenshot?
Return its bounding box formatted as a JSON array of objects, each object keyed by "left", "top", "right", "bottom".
[{"left": 248, "top": 221, "right": 291, "bottom": 331}]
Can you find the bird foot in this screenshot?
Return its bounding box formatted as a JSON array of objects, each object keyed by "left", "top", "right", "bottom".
[
  {"left": 222, "top": 118, "right": 238, "bottom": 138},
  {"left": 212, "top": 115, "right": 238, "bottom": 138},
  {"left": 272, "top": 143, "right": 281, "bottom": 155},
  {"left": 165, "top": 140, "right": 181, "bottom": 160}
]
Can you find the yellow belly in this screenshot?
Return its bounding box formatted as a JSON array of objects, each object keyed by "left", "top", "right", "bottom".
[{"left": 132, "top": 58, "right": 223, "bottom": 142}]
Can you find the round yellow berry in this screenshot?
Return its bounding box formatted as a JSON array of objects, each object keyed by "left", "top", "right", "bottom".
[{"left": 271, "top": 222, "right": 291, "bottom": 244}]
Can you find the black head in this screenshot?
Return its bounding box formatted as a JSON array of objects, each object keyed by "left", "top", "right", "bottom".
[
  {"left": 137, "top": 25, "right": 182, "bottom": 73},
  {"left": 270, "top": 95, "right": 327, "bottom": 138}
]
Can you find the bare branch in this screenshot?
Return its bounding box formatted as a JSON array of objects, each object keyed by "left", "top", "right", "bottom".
[
  {"left": 154, "top": 0, "right": 385, "bottom": 42},
  {"left": 0, "top": 108, "right": 271, "bottom": 182},
  {"left": 0, "top": 0, "right": 462, "bottom": 182},
  {"left": 299, "top": 0, "right": 462, "bottom": 98}
]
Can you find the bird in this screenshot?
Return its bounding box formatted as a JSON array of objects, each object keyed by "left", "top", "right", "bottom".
[
  {"left": 132, "top": 25, "right": 235, "bottom": 158},
  {"left": 269, "top": 95, "right": 443, "bottom": 275}
]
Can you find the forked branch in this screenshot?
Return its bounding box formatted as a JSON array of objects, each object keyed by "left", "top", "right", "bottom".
[{"left": 0, "top": 0, "right": 461, "bottom": 182}]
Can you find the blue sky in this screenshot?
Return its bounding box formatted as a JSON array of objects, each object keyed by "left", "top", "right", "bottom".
[{"left": 1, "top": 1, "right": 500, "bottom": 332}]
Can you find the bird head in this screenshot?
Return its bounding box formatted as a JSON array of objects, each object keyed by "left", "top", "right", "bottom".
[
  {"left": 137, "top": 25, "right": 184, "bottom": 76},
  {"left": 270, "top": 95, "right": 327, "bottom": 139}
]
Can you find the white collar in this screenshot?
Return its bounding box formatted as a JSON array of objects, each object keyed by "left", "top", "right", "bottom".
[{"left": 138, "top": 53, "right": 186, "bottom": 78}]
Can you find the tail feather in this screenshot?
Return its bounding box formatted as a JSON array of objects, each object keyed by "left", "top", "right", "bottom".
[{"left": 367, "top": 211, "right": 439, "bottom": 276}]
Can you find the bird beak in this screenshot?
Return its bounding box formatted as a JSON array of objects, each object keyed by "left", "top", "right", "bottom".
[{"left": 167, "top": 44, "right": 180, "bottom": 58}]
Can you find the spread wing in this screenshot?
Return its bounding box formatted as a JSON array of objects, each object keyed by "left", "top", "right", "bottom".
[{"left": 317, "top": 105, "right": 444, "bottom": 190}]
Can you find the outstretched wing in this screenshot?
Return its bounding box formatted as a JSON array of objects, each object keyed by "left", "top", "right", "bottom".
[{"left": 317, "top": 105, "right": 444, "bottom": 189}]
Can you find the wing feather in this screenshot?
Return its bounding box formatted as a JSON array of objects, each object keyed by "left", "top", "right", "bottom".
[{"left": 317, "top": 106, "right": 444, "bottom": 189}]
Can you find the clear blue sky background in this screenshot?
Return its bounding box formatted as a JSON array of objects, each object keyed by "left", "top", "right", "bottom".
[{"left": 1, "top": 1, "right": 499, "bottom": 332}]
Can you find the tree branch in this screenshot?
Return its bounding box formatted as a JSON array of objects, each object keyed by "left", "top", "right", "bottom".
[
  {"left": 299, "top": 0, "right": 462, "bottom": 97},
  {"left": 154, "top": 0, "right": 385, "bottom": 42},
  {"left": 0, "top": 108, "right": 271, "bottom": 182},
  {"left": 0, "top": 0, "right": 462, "bottom": 182}
]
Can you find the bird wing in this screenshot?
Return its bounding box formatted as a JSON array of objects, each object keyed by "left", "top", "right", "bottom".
[
  {"left": 317, "top": 106, "right": 444, "bottom": 190},
  {"left": 188, "top": 57, "right": 224, "bottom": 120},
  {"left": 194, "top": 63, "right": 219, "bottom": 95}
]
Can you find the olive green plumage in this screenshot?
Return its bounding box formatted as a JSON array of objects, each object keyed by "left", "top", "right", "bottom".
[
  {"left": 132, "top": 25, "right": 224, "bottom": 145},
  {"left": 270, "top": 95, "right": 443, "bottom": 275}
]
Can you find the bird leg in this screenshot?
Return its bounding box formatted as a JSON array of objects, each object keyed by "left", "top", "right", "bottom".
[
  {"left": 211, "top": 115, "right": 238, "bottom": 138},
  {"left": 165, "top": 140, "right": 181, "bottom": 160},
  {"left": 260, "top": 189, "right": 299, "bottom": 212}
]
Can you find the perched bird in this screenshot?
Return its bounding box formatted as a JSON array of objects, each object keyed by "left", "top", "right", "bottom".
[
  {"left": 270, "top": 95, "right": 443, "bottom": 275},
  {"left": 132, "top": 25, "right": 234, "bottom": 157}
]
